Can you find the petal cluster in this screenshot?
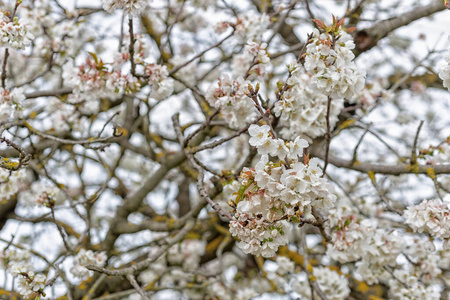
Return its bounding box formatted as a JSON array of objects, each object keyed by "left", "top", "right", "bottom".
[
  {"left": 0, "top": 87, "right": 25, "bottom": 122},
  {"left": 404, "top": 199, "right": 450, "bottom": 247},
  {"left": 305, "top": 29, "right": 365, "bottom": 99},
  {"left": 274, "top": 69, "right": 343, "bottom": 139},
  {"left": 228, "top": 125, "right": 336, "bottom": 257},
  {"left": 0, "top": 12, "right": 33, "bottom": 49},
  {"left": 70, "top": 249, "right": 107, "bottom": 280},
  {"left": 102, "top": 0, "right": 148, "bottom": 17},
  {"left": 439, "top": 48, "right": 450, "bottom": 91},
  {"left": 206, "top": 74, "right": 254, "bottom": 128}
]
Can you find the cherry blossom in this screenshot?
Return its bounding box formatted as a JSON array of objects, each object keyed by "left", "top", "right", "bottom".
[
  {"left": 102, "top": 0, "right": 148, "bottom": 17},
  {"left": 70, "top": 249, "right": 107, "bottom": 280},
  {"left": 439, "top": 48, "right": 450, "bottom": 91}
]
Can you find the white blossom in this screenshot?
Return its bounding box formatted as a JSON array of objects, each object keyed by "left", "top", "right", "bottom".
[
  {"left": 168, "top": 239, "right": 206, "bottom": 271},
  {"left": 19, "top": 180, "right": 66, "bottom": 207},
  {"left": 404, "top": 199, "right": 450, "bottom": 247},
  {"left": 70, "top": 249, "right": 107, "bottom": 279},
  {"left": 293, "top": 267, "right": 350, "bottom": 300},
  {"left": 439, "top": 48, "right": 450, "bottom": 91},
  {"left": 0, "top": 87, "right": 25, "bottom": 122},
  {"left": 206, "top": 74, "right": 254, "bottom": 128},
  {"left": 16, "top": 272, "right": 46, "bottom": 298},
  {"left": 305, "top": 29, "right": 365, "bottom": 100},
  {"left": 0, "top": 12, "right": 33, "bottom": 49},
  {"left": 229, "top": 126, "right": 336, "bottom": 257},
  {"left": 235, "top": 13, "right": 270, "bottom": 42},
  {"left": 274, "top": 68, "right": 344, "bottom": 140},
  {"left": 102, "top": 0, "right": 148, "bottom": 17},
  {"left": 389, "top": 269, "right": 440, "bottom": 300},
  {"left": 248, "top": 124, "right": 271, "bottom": 147},
  {"left": 0, "top": 167, "right": 26, "bottom": 200},
  {"left": 276, "top": 256, "right": 294, "bottom": 275}
]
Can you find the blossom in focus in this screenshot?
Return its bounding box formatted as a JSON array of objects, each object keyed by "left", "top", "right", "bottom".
[
  {"left": 304, "top": 28, "right": 365, "bottom": 100},
  {"left": 404, "top": 199, "right": 450, "bottom": 248},
  {"left": 229, "top": 125, "right": 336, "bottom": 257},
  {"left": 274, "top": 68, "right": 344, "bottom": 140}
]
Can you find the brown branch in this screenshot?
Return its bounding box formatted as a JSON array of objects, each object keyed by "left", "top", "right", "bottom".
[
  {"left": 410, "top": 120, "right": 424, "bottom": 166},
  {"left": 24, "top": 87, "right": 73, "bottom": 99},
  {"left": 323, "top": 96, "right": 332, "bottom": 176},
  {"left": 1, "top": 49, "right": 9, "bottom": 88},
  {"left": 128, "top": 18, "right": 136, "bottom": 75},
  {"left": 354, "top": 0, "right": 445, "bottom": 53},
  {"left": 310, "top": 144, "right": 450, "bottom": 175},
  {"left": 173, "top": 114, "right": 234, "bottom": 220},
  {"left": 127, "top": 274, "right": 150, "bottom": 300}
]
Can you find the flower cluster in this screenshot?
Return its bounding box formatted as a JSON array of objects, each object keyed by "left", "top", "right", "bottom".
[
  {"left": 304, "top": 28, "right": 365, "bottom": 100},
  {"left": 1, "top": 249, "right": 46, "bottom": 298},
  {"left": 228, "top": 125, "right": 336, "bottom": 257},
  {"left": 231, "top": 40, "right": 270, "bottom": 79},
  {"left": 439, "top": 47, "right": 450, "bottom": 91},
  {"left": 1, "top": 249, "right": 32, "bottom": 271},
  {"left": 292, "top": 267, "right": 350, "bottom": 300},
  {"left": 63, "top": 57, "right": 140, "bottom": 114},
  {"left": 274, "top": 24, "right": 365, "bottom": 140},
  {"left": 419, "top": 142, "right": 450, "bottom": 164},
  {"left": 42, "top": 97, "right": 84, "bottom": 133},
  {"left": 276, "top": 256, "right": 295, "bottom": 275},
  {"left": 235, "top": 13, "right": 270, "bottom": 42},
  {"left": 349, "top": 79, "right": 394, "bottom": 113},
  {"left": 14, "top": 271, "right": 46, "bottom": 298},
  {"left": 404, "top": 199, "right": 450, "bottom": 248},
  {"left": 0, "top": 11, "right": 33, "bottom": 49},
  {"left": 405, "top": 238, "right": 442, "bottom": 284},
  {"left": 31, "top": 18, "right": 91, "bottom": 66},
  {"left": 20, "top": 181, "right": 65, "bottom": 207},
  {"left": 114, "top": 33, "right": 147, "bottom": 68},
  {"left": 167, "top": 239, "right": 207, "bottom": 271},
  {"left": 389, "top": 269, "right": 440, "bottom": 300},
  {"left": 206, "top": 74, "right": 254, "bottom": 128},
  {"left": 102, "top": 0, "right": 148, "bottom": 17},
  {"left": 0, "top": 87, "right": 25, "bottom": 122},
  {"left": 274, "top": 68, "right": 343, "bottom": 140},
  {"left": 70, "top": 249, "right": 107, "bottom": 280},
  {"left": 0, "top": 167, "right": 26, "bottom": 199},
  {"left": 327, "top": 213, "right": 403, "bottom": 284},
  {"left": 144, "top": 63, "right": 174, "bottom": 100}
]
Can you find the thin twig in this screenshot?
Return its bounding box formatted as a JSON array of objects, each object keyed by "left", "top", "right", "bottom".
[
  {"left": 128, "top": 18, "right": 136, "bottom": 75},
  {"left": 191, "top": 115, "right": 263, "bottom": 153},
  {"left": 410, "top": 120, "right": 424, "bottom": 165},
  {"left": 169, "top": 29, "right": 236, "bottom": 76},
  {"left": 351, "top": 125, "right": 370, "bottom": 164},
  {"left": 127, "top": 274, "right": 150, "bottom": 300},
  {"left": 184, "top": 109, "right": 220, "bottom": 147},
  {"left": 50, "top": 206, "right": 73, "bottom": 252},
  {"left": 173, "top": 114, "right": 234, "bottom": 220},
  {"left": 1, "top": 49, "right": 9, "bottom": 88},
  {"left": 323, "top": 96, "right": 332, "bottom": 176}
]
